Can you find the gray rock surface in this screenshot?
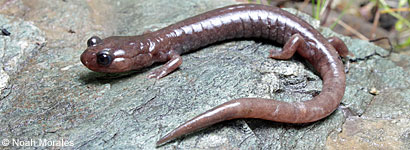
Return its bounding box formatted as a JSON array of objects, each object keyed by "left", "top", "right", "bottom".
[
  {"left": 0, "top": 0, "right": 409, "bottom": 149},
  {"left": 0, "top": 15, "right": 46, "bottom": 97}
]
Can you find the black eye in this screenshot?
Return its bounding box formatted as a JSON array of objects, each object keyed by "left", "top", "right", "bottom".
[
  {"left": 96, "top": 50, "right": 113, "bottom": 66},
  {"left": 87, "top": 36, "right": 102, "bottom": 47}
]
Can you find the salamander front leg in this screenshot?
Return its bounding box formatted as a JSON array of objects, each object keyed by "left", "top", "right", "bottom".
[
  {"left": 148, "top": 52, "right": 183, "bottom": 79},
  {"left": 270, "top": 34, "right": 307, "bottom": 59}
]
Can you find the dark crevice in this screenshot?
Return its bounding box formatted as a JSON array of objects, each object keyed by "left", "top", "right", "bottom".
[
  {"left": 348, "top": 37, "right": 393, "bottom": 63},
  {"left": 338, "top": 103, "right": 358, "bottom": 118},
  {"left": 131, "top": 94, "right": 157, "bottom": 116},
  {"left": 0, "top": 84, "right": 13, "bottom": 101}
]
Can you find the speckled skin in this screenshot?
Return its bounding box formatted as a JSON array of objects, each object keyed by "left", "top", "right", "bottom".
[{"left": 80, "top": 4, "right": 350, "bottom": 146}]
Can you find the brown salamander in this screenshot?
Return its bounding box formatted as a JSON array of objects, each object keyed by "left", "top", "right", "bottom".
[{"left": 80, "top": 4, "right": 351, "bottom": 146}]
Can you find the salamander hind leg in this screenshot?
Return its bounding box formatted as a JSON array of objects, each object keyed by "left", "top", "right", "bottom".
[
  {"left": 269, "top": 34, "right": 307, "bottom": 59},
  {"left": 148, "top": 51, "right": 183, "bottom": 79},
  {"left": 327, "top": 36, "right": 353, "bottom": 57},
  {"left": 327, "top": 36, "right": 353, "bottom": 73}
]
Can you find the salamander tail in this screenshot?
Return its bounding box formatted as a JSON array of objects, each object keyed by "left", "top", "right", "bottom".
[{"left": 156, "top": 99, "right": 245, "bottom": 146}]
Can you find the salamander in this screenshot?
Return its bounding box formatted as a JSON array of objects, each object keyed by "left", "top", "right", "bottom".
[{"left": 80, "top": 4, "right": 351, "bottom": 146}]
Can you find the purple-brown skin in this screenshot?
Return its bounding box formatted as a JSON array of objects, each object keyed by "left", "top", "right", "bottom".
[{"left": 80, "top": 4, "right": 351, "bottom": 146}]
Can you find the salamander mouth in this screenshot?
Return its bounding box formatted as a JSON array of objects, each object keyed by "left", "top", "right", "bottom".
[{"left": 81, "top": 50, "right": 133, "bottom": 73}]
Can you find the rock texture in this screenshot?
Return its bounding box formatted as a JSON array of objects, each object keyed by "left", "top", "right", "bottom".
[
  {"left": 0, "top": 0, "right": 408, "bottom": 149},
  {"left": 0, "top": 15, "right": 46, "bottom": 97}
]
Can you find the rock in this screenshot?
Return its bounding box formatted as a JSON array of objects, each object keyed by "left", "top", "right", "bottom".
[
  {"left": 0, "top": 15, "right": 46, "bottom": 97},
  {"left": 326, "top": 117, "right": 410, "bottom": 150}
]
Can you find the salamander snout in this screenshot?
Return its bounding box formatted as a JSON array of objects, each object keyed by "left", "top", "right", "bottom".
[
  {"left": 80, "top": 49, "right": 99, "bottom": 71},
  {"left": 81, "top": 36, "right": 134, "bottom": 73}
]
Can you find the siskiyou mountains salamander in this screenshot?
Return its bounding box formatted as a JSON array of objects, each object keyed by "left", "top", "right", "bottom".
[{"left": 80, "top": 4, "right": 351, "bottom": 146}]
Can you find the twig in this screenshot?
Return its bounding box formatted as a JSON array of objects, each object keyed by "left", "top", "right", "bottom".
[
  {"left": 333, "top": 19, "right": 369, "bottom": 41},
  {"left": 369, "top": 37, "right": 393, "bottom": 57},
  {"left": 380, "top": 8, "right": 410, "bottom": 13},
  {"left": 320, "top": 0, "right": 333, "bottom": 25},
  {"left": 371, "top": 8, "right": 380, "bottom": 39}
]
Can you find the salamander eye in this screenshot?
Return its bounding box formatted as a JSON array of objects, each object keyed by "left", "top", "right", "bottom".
[
  {"left": 87, "top": 36, "right": 102, "bottom": 47},
  {"left": 96, "top": 50, "right": 113, "bottom": 66}
]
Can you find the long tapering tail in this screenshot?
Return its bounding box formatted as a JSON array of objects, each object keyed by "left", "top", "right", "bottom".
[{"left": 156, "top": 84, "right": 344, "bottom": 146}]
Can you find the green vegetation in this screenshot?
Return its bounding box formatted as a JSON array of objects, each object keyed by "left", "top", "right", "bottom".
[{"left": 373, "top": 0, "right": 410, "bottom": 49}]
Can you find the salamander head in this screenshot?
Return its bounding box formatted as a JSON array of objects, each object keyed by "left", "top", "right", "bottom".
[{"left": 80, "top": 36, "right": 152, "bottom": 73}]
